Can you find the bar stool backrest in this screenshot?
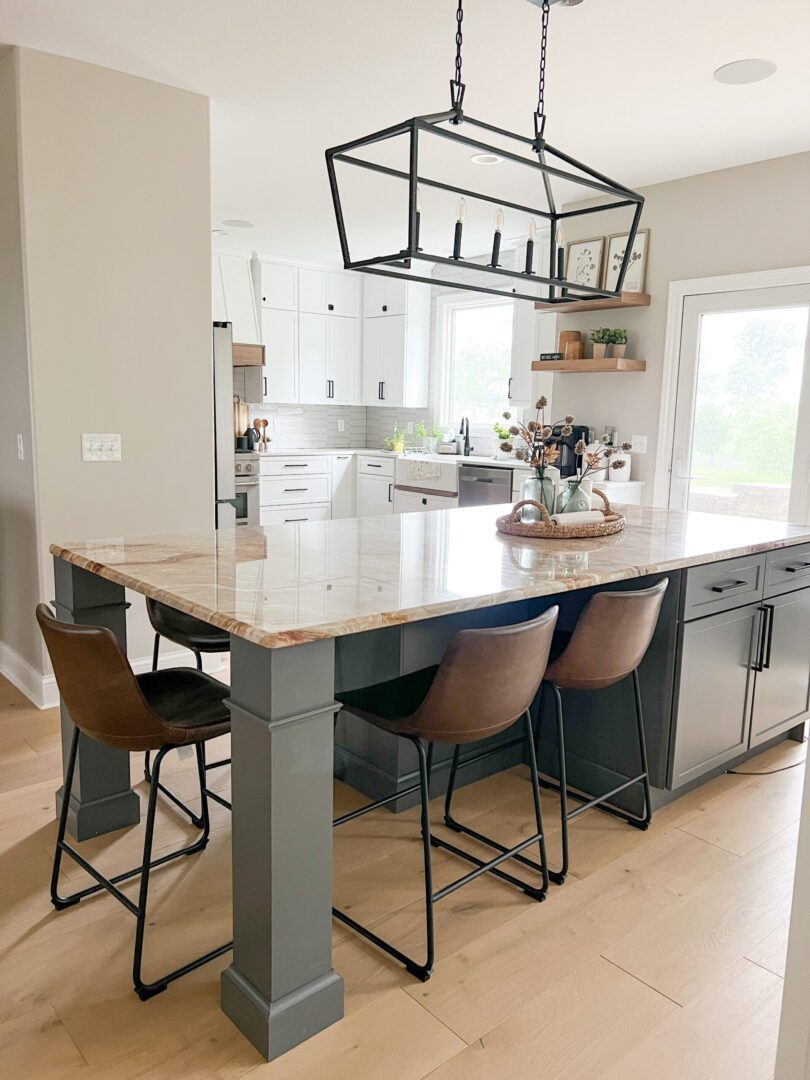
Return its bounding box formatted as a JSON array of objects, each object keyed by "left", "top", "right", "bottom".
[
  {"left": 545, "top": 578, "right": 668, "bottom": 691},
  {"left": 36, "top": 604, "right": 172, "bottom": 751},
  {"left": 408, "top": 606, "right": 559, "bottom": 744}
]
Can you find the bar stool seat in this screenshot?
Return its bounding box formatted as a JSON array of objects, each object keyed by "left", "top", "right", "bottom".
[
  {"left": 146, "top": 598, "right": 230, "bottom": 657},
  {"left": 36, "top": 604, "right": 233, "bottom": 1001},
  {"left": 333, "top": 607, "right": 558, "bottom": 982}
]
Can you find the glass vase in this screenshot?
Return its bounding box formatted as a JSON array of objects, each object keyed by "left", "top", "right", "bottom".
[
  {"left": 556, "top": 478, "right": 591, "bottom": 515},
  {"left": 521, "top": 470, "right": 557, "bottom": 522}
]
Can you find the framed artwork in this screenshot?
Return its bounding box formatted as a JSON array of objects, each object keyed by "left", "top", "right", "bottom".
[
  {"left": 564, "top": 237, "right": 604, "bottom": 290},
  {"left": 603, "top": 228, "right": 650, "bottom": 293}
]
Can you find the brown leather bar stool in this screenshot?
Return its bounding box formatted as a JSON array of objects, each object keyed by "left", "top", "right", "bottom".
[
  {"left": 333, "top": 606, "right": 558, "bottom": 981},
  {"left": 144, "top": 598, "right": 232, "bottom": 824},
  {"left": 539, "top": 578, "right": 668, "bottom": 884},
  {"left": 36, "top": 604, "right": 233, "bottom": 1000}
]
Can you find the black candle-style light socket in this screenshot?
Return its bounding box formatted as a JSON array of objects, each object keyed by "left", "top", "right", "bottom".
[
  {"left": 490, "top": 230, "right": 501, "bottom": 268},
  {"left": 452, "top": 220, "right": 463, "bottom": 260},
  {"left": 525, "top": 238, "right": 534, "bottom": 275}
]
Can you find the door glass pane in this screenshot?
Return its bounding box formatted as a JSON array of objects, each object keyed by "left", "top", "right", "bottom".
[
  {"left": 687, "top": 306, "right": 810, "bottom": 520},
  {"left": 450, "top": 303, "right": 513, "bottom": 425}
]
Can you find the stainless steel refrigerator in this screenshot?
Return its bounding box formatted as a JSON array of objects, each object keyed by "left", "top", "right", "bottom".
[{"left": 213, "top": 321, "right": 236, "bottom": 528}]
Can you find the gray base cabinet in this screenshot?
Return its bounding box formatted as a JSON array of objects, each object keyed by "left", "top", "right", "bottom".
[
  {"left": 669, "top": 545, "right": 810, "bottom": 789},
  {"left": 750, "top": 587, "right": 810, "bottom": 747}
]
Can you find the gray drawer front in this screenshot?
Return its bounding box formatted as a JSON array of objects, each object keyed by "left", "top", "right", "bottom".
[
  {"left": 683, "top": 553, "right": 765, "bottom": 621},
  {"left": 765, "top": 542, "right": 810, "bottom": 598}
]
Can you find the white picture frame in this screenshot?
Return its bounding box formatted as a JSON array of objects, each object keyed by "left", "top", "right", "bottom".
[
  {"left": 564, "top": 237, "right": 604, "bottom": 290},
  {"left": 604, "top": 229, "right": 650, "bottom": 293}
]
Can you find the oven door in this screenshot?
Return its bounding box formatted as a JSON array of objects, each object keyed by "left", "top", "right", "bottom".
[{"left": 234, "top": 480, "right": 260, "bottom": 526}]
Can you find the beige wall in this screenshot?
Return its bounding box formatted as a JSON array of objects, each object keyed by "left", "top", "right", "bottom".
[
  {"left": 0, "top": 50, "right": 42, "bottom": 671},
  {"left": 2, "top": 47, "right": 213, "bottom": 679},
  {"left": 549, "top": 152, "right": 810, "bottom": 497}
]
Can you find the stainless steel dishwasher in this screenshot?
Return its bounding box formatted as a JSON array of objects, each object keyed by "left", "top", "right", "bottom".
[{"left": 458, "top": 464, "right": 513, "bottom": 507}]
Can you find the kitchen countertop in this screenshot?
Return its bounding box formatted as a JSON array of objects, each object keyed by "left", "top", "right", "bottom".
[{"left": 51, "top": 505, "right": 810, "bottom": 650}]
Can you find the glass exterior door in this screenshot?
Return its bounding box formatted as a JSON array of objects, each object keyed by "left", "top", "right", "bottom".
[{"left": 669, "top": 286, "right": 810, "bottom": 524}]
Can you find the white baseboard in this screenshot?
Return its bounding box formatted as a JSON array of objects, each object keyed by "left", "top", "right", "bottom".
[{"left": 0, "top": 640, "right": 225, "bottom": 711}]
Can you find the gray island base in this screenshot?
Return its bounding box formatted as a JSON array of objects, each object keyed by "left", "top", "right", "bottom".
[{"left": 49, "top": 504, "right": 810, "bottom": 1060}]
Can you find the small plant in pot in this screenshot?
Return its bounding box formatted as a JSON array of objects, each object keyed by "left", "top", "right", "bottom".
[
  {"left": 609, "top": 328, "right": 628, "bottom": 359},
  {"left": 590, "top": 327, "right": 612, "bottom": 360},
  {"left": 383, "top": 423, "right": 406, "bottom": 453},
  {"left": 415, "top": 420, "right": 440, "bottom": 452}
]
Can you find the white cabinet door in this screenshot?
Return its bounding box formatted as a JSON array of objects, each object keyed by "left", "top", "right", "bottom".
[
  {"left": 382, "top": 277, "right": 408, "bottom": 317},
  {"left": 509, "top": 297, "right": 537, "bottom": 406},
  {"left": 363, "top": 276, "right": 407, "bottom": 317},
  {"left": 328, "top": 273, "right": 360, "bottom": 317},
  {"left": 261, "top": 307, "right": 297, "bottom": 404},
  {"left": 259, "top": 262, "right": 297, "bottom": 310},
  {"left": 298, "top": 312, "right": 329, "bottom": 404},
  {"left": 358, "top": 474, "right": 393, "bottom": 516},
  {"left": 298, "top": 268, "right": 329, "bottom": 313},
  {"left": 382, "top": 315, "right": 406, "bottom": 406},
  {"left": 331, "top": 454, "right": 355, "bottom": 519},
  {"left": 362, "top": 317, "right": 387, "bottom": 404},
  {"left": 328, "top": 317, "right": 360, "bottom": 404},
  {"left": 218, "top": 253, "right": 260, "bottom": 344}
]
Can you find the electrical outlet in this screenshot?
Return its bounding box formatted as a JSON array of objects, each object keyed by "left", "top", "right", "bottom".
[
  {"left": 82, "top": 434, "right": 122, "bottom": 461},
  {"left": 337, "top": 419, "right": 345, "bottom": 432},
  {"left": 16, "top": 434, "right": 24, "bottom": 461},
  {"left": 631, "top": 434, "right": 648, "bottom": 454},
  {"left": 406, "top": 422, "right": 414, "bottom": 435}
]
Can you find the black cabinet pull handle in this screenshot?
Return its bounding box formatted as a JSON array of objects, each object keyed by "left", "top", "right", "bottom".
[
  {"left": 263, "top": 376, "right": 267, "bottom": 397},
  {"left": 785, "top": 561, "right": 810, "bottom": 573},
  {"left": 508, "top": 376, "right": 513, "bottom": 400},
  {"left": 367, "top": 463, "right": 382, "bottom": 468},
  {"left": 283, "top": 487, "right": 309, "bottom": 492},
  {"left": 761, "top": 603, "right": 775, "bottom": 669},
  {"left": 710, "top": 579, "right": 747, "bottom": 593},
  {"left": 284, "top": 517, "right": 308, "bottom": 522},
  {"left": 283, "top": 463, "right": 307, "bottom": 468},
  {"left": 421, "top": 497, "right": 427, "bottom": 505},
  {"left": 388, "top": 483, "right": 393, "bottom": 502},
  {"left": 381, "top": 380, "right": 385, "bottom": 400}
]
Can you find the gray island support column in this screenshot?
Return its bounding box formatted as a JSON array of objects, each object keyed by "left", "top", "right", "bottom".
[
  {"left": 52, "top": 557, "right": 140, "bottom": 840},
  {"left": 221, "top": 634, "right": 344, "bottom": 1060}
]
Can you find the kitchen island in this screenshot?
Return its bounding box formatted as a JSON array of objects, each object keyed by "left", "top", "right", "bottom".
[{"left": 49, "top": 503, "right": 810, "bottom": 1060}]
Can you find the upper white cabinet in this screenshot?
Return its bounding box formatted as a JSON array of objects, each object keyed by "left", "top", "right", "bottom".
[
  {"left": 362, "top": 281, "right": 430, "bottom": 408},
  {"left": 299, "top": 268, "right": 360, "bottom": 318},
  {"left": 259, "top": 261, "right": 297, "bottom": 310},
  {"left": 260, "top": 307, "right": 297, "bottom": 404},
  {"left": 215, "top": 252, "right": 260, "bottom": 344},
  {"left": 298, "top": 313, "right": 361, "bottom": 405},
  {"left": 362, "top": 276, "right": 408, "bottom": 318}
]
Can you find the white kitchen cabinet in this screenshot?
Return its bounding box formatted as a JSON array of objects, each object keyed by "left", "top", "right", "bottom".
[
  {"left": 362, "top": 282, "right": 430, "bottom": 408},
  {"left": 216, "top": 253, "right": 260, "bottom": 344},
  {"left": 508, "top": 239, "right": 554, "bottom": 407},
  {"left": 358, "top": 473, "right": 394, "bottom": 516},
  {"left": 258, "top": 261, "right": 297, "bottom": 310},
  {"left": 299, "top": 268, "right": 360, "bottom": 318},
  {"left": 260, "top": 307, "right": 297, "bottom": 404},
  {"left": 260, "top": 504, "right": 331, "bottom": 525},
  {"left": 331, "top": 454, "right": 356, "bottom": 519},
  {"left": 362, "top": 275, "right": 408, "bottom": 318},
  {"left": 298, "top": 312, "right": 360, "bottom": 405},
  {"left": 394, "top": 489, "right": 458, "bottom": 514}
]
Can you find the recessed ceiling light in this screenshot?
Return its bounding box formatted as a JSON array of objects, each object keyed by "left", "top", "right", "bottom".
[
  {"left": 222, "top": 219, "right": 254, "bottom": 228},
  {"left": 470, "top": 152, "right": 503, "bottom": 165},
  {"left": 211, "top": 228, "right": 230, "bottom": 236},
  {"left": 713, "top": 58, "right": 777, "bottom": 85}
]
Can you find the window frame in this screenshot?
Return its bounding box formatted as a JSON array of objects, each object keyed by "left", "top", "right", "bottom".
[{"left": 433, "top": 292, "right": 515, "bottom": 443}]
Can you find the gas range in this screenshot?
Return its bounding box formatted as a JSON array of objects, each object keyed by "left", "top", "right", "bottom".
[{"left": 234, "top": 453, "right": 260, "bottom": 526}]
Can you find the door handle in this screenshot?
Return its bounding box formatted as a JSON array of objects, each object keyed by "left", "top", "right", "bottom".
[
  {"left": 283, "top": 463, "right": 308, "bottom": 468},
  {"left": 785, "top": 561, "right": 810, "bottom": 574},
  {"left": 263, "top": 376, "right": 267, "bottom": 397},
  {"left": 283, "top": 487, "right": 309, "bottom": 492},
  {"left": 388, "top": 483, "right": 393, "bottom": 502},
  {"left": 381, "top": 381, "right": 386, "bottom": 400},
  {"left": 710, "top": 579, "right": 748, "bottom": 593},
  {"left": 367, "top": 463, "right": 382, "bottom": 468},
  {"left": 284, "top": 517, "right": 308, "bottom": 522},
  {"left": 508, "top": 376, "right": 513, "bottom": 400},
  {"left": 759, "top": 604, "right": 775, "bottom": 669}
]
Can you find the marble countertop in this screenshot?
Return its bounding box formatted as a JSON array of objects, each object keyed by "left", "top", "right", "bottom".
[{"left": 51, "top": 505, "right": 810, "bottom": 650}]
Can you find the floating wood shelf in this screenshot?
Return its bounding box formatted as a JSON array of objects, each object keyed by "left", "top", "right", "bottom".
[
  {"left": 532, "top": 356, "right": 647, "bottom": 373},
  {"left": 534, "top": 291, "right": 651, "bottom": 314}
]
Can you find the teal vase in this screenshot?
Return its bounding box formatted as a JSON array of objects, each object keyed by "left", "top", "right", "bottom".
[
  {"left": 556, "top": 479, "right": 591, "bottom": 514},
  {"left": 521, "top": 473, "right": 557, "bottom": 522}
]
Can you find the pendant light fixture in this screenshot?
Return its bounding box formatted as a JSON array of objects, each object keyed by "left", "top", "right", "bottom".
[{"left": 326, "top": 0, "right": 644, "bottom": 306}]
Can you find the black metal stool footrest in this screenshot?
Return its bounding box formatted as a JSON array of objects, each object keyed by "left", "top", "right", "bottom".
[{"left": 332, "top": 908, "right": 431, "bottom": 982}]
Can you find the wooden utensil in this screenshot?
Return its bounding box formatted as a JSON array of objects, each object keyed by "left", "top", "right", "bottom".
[{"left": 260, "top": 419, "right": 269, "bottom": 444}]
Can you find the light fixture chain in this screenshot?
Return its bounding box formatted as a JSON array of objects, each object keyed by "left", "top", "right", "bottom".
[
  {"left": 536, "top": 0, "right": 551, "bottom": 122},
  {"left": 454, "top": 0, "right": 464, "bottom": 87},
  {"left": 449, "top": 0, "right": 466, "bottom": 116}
]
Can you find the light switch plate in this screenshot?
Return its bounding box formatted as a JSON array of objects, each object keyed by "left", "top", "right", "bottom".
[
  {"left": 337, "top": 419, "right": 345, "bottom": 432},
  {"left": 16, "top": 434, "right": 24, "bottom": 461},
  {"left": 631, "top": 434, "right": 648, "bottom": 454},
  {"left": 82, "top": 434, "right": 122, "bottom": 461}
]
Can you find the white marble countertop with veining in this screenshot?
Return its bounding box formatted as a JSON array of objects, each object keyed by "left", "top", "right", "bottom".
[{"left": 51, "top": 505, "right": 810, "bottom": 650}]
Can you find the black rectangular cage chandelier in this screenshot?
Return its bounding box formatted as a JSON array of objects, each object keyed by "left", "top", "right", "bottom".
[{"left": 326, "top": 0, "right": 644, "bottom": 307}]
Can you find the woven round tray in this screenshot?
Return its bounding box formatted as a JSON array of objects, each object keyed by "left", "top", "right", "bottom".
[{"left": 496, "top": 488, "right": 626, "bottom": 539}]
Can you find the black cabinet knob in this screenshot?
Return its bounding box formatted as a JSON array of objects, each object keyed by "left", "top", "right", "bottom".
[
  {"left": 328, "top": 303, "right": 334, "bottom": 311},
  {"left": 382, "top": 305, "right": 388, "bottom": 312}
]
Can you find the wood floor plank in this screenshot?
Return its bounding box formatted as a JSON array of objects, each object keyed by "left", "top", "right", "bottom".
[
  {"left": 425, "top": 956, "right": 677, "bottom": 1080},
  {"left": 601, "top": 959, "right": 783, "bottom": 1080},
  {"left": 0, "top": 1002, "right": 86, "bottom": 1078},
  {"left": 745, "top": 919, "right": 791, "bottom": 978},
  {"left": 603, "top": 822, "right": 798, "bottom": 1005}
]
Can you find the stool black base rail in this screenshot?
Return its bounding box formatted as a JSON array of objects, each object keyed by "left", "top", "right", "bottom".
[
  {"left": 143, "top": 744, "right": 232, "bottom": 826},
  {"left": 538, "top": 669, "right": 653, "bottom": 884},
  {"left": 332, "top": 711, "right": 549, "bottom": 982},
  {"left": 52, "top": 726, "right": 233, "bottom": 1001}
]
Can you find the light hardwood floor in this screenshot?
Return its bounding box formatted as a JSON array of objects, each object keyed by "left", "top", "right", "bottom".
[{"left": 0, "top": 673, "right": 804, "bottom": 1079}]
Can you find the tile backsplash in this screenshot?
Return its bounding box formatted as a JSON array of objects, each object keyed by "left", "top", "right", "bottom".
[{"left": 246, "top": 404, "right": 368, "bottom": 449}]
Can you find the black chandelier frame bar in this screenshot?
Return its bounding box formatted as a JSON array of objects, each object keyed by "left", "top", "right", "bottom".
[{"left": 326, "top": 109, "right": 644, "bottom": 307}]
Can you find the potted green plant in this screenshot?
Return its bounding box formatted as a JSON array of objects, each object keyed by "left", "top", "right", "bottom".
[
  {"left": 414, "top": 420, "right": 440, "bottom": 452},
  {"left": 609, "top": 328, "right": 628, "bottom": 359},
  {"left": 492, "top": 420, "right": 512, "bottom": 459},
  {"left": 590, "top": 327, "right": 612, "bottom": 360},
  {"left": 383, "top": 423, "right": 406, "bottom": 453}
]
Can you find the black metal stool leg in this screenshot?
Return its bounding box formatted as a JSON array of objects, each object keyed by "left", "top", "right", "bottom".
[
  {"left": 633, "top": 669, "right": 652, "bottom": 829},
  {"left": 51, "top": 727, "right": 81, "bottom": 910},
  {"left": 551, "top": 683, "right": 569, "bottom": 884},
  {"left": 194, "top": 650, "right": 202, "bottom": 672},
  {"left": 151, "top": 633, "right": 160, "bottom": 672}
]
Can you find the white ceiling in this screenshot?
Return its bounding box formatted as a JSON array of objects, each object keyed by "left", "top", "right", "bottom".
[{"left": 1, "top": 0, "right": 808, "bottom": 263}]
